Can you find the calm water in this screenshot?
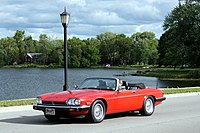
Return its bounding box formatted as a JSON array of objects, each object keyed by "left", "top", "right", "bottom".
[{"left": 0, "top": 68, "right": 199, "bottom": 100}]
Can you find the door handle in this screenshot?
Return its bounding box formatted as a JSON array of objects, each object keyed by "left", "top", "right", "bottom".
[{"left": 132, "top": 91, "right": 136, "bottom": 93}]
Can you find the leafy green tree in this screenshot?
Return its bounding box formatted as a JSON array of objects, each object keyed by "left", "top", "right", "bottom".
[
  {"left": 0, "top": 37, "right": 18, "bottom": 65},
  {"left": 68, "top": 37, "right": 83, "bottom": 68},
  {"left": 97, "top": 32, "right": 116, "bottom": 42},
  {"left": 83, "top": 38, "right": 100, "bottom": 67},
  {"left": 115, "top": 34, "right": 132, "bottom": 65},
  {"left": 0, "top": 42, "right": 4, "bottom": 66},
  {"left": 13, "top": 30, "right": 25, "bottom": 64},
  {"left": 49, "top": 40, "right": 63, "bottom": 65},
  {"left": 0, "top": 29, "right": 160, "bottom": 67},
  {"left": 131, "top": 32, "right": 158, "bottom": 65},
  {"left": 97, "top": 32, "right": 116, "bottom": 65},
  {"left": 37, "top": 34, "right": 52, "bottom": 64},
  {"left": 24, "top": 36, "right": 36, "bottom": 53},
  {"left": 145, "top": 32, "right": 159, "bottom": 65},
  {"left": 161, "top": 0, "right": 200, "bottom": 67}
]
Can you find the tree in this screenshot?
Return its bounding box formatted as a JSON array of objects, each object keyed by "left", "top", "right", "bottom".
[
  {"left": 97, "top": 32, "right": 116, "bottom": 65},
  {"left": 0, "top": 41, "right": 4, "bottom": 66},
  {"left": 96, "top": 32, "right": 116, "bottom": 42},
  {"left": 24, "top": 36, "right": 36, "bottom": 53},
  {"left": 37, "top": 34, "right": 52, "bottom": 64},
  {"left": 115, "top": 34, "right": 132, "bottom": 65},
  {"left": 83, "top": 38, "right": 100, "bottom": 67},
  {"left": 161, "top": 1, "right": 200, "bottom": 67},
  {"left": 0, "top": 30, "right": 160, "bottom": 67},
  {"left": 13, "top": 30, "right": 25, "bottom": 64},
  {"left": 68, "top": 37, "right": 83, "bottom": 68},
  {"left": 131, "top": 32, "right": 158, "bottom": 65},
  {"left": 48, "top": 39, "right": 63, "bottom": 65},
  {"left": 178, "top": 0, "right": 200, "bottom": 4},
  {"left": 0, "top": 37, "right": 18, "bottom": 65}
]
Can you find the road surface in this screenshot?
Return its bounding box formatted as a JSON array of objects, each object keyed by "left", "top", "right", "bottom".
[{"left": 0, "top": 93, "right": 200, "bottom": 133}]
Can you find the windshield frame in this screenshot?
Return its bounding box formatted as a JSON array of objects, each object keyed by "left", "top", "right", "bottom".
[{"left": 78, "top": 78, "right": 118, "bottom": 91}]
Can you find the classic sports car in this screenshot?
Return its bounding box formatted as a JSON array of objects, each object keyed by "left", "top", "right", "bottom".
[{"left": 33, "top": 77, "right": 166, "bottom": 123}]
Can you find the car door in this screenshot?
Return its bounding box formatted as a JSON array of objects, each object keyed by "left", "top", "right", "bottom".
[{"left": 114, "top": 89, "right": 144, "bottom": 112}]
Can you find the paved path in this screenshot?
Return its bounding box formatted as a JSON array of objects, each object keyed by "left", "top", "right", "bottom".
[{"left": 0, "top": 93, "right": 200, "bottom": 133}]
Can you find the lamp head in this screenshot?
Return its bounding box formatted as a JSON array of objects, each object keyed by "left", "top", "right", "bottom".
[{"left": 60, "top": 7, "right": 70, "bottom": 27}]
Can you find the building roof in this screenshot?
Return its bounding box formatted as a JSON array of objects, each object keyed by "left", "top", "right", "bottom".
[{"left": 27, "top": 53, "right": 43, "bottom": 58}]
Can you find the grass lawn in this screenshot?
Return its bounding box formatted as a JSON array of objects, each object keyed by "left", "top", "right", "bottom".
[
  {"left": 129, "top": 67, "right": 200, "bottom": 80},
  {"left": 163, "top": 88, "right": 200, "bottom": 94},
  {"left": 0, "top": 99, "right": 35, "bottom": 107}
]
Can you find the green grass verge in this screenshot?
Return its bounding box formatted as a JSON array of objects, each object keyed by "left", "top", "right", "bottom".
[
  {"left": 0, "top": 88, "right": 200, "bottom": 107},
  {"left": 0, "top": 98, "right": 35, "bottom": 107},
  {"left": 163, "top": 88, "right": 200, "bottom": 94},
  {"left": 130, "top": 67, "right": 200, "bottom": 79}
]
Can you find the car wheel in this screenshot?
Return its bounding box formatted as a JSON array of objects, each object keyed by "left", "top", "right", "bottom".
[
  {"left": 140, "top": 96, "right": 155, "bottom": 116},
  {"left": 87, "top": 100, "right": 106, "bottom": 123},
  {"left": 44, "top": 115, "right": 60, "bottom": 121}
]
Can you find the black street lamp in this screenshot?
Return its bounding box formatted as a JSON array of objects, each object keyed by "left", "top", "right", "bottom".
[{"left": 60, "top": 8, "right": 70, "bottom": 91}]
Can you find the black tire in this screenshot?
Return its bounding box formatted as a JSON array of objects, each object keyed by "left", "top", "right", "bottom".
[
  {"left": 44, "top": 115, "right": 60, "bottom": 121},
  {"left": 87, "top": 100, "right": 106, "bottom": 123},
  {"left": 140, "top": 96, "right": 155, "bottom": 116}
]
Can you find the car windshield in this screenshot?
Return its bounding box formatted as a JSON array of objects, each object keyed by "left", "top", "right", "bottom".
[{"left": 79, "top": 78, "right": 117, "bottom": 91}]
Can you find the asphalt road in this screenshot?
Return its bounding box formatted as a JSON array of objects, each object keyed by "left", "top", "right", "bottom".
[{"left": 0, "top": 94, "right": 200, "bottom": 133}]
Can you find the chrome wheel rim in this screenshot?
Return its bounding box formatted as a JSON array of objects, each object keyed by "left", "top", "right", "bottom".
[
  {"left": 146, "top": 98, "right": 154, "bottom": 113},
  {"left": 94, "top": 103, "right": 104, "bottom": 120}
]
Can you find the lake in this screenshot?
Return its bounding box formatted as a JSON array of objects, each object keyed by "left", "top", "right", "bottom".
[{"left": 0, "top": 68, "right": 199, "bottom": 100}]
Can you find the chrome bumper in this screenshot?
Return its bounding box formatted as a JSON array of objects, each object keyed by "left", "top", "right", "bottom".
[
  {"left": 156, "top": 97, "right": 166, "bottom": 102},
  {"left": 33, "top": 104, "right": 90, "bottom": 112}
]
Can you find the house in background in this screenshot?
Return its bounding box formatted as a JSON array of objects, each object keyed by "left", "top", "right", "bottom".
[{"left": 26, "top": 53, "right": 43, "bottom": 63}]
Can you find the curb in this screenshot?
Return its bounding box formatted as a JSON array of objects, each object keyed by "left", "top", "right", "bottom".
[
  {"left": 165, "top": 92, "right": 200, "bottom": 98},
  {"left": 0, "top": 105, "right": 33, "bottom": 113}
]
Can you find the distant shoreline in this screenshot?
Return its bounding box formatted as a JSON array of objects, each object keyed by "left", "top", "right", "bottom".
[{"left": 1, "top": 64, "right": 200, "bottom": 81}]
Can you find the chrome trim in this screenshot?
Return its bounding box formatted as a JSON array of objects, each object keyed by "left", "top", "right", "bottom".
[
  {"left": 33, "top": 104, "right": 90, "bottom": 109},
  {"left": 156, "top": 97, "right": 166, "bottom": 102}
]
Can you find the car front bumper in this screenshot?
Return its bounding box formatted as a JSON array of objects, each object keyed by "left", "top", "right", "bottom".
[{"left": 33, "top": 104, "right": 90, "bottom": 112}]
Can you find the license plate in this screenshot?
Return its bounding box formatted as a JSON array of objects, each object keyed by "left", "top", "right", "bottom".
[{"left": 45, "top": 108, "right": 55, "bottom": 115}]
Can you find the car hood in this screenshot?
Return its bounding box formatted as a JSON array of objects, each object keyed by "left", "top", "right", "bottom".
[{"left": 41, "top": 89, "right": 114, "bottom": 102}]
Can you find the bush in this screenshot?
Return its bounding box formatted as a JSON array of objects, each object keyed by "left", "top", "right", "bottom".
[{"left": 188, "top": 70, "right": 200, "bottom": 78}]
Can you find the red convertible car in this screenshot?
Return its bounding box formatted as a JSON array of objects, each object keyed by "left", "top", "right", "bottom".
[{"left": 33, "top": 77, "right": 166, "bottom": 123}]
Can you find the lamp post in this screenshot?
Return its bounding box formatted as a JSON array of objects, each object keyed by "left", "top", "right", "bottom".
[{"left": 60, "top": 8, "right": 70, "bottom": 91}]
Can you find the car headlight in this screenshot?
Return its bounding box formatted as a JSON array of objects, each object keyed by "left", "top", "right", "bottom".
[
  {"left": 66, "top": 98, "right": 81, "bottom": 105},
  {"left": 36, "top": 97, "right": 42, "bottom": 104}
]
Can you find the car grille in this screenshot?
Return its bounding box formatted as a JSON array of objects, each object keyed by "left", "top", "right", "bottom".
[{"left": 42, "top": 101, "right": 66, "bottom": 106}]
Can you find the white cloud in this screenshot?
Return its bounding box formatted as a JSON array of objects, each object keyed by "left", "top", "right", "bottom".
[
  {"left": 88, "top": 10, "right": 126, "bottom": 25},
  {"left": 0, "top": 0, "right": 179, "bottom": 40}
]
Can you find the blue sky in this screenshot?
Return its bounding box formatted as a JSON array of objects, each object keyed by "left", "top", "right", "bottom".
[{"left": 0, "top": 0, "right": 178, "bottom": 40}]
